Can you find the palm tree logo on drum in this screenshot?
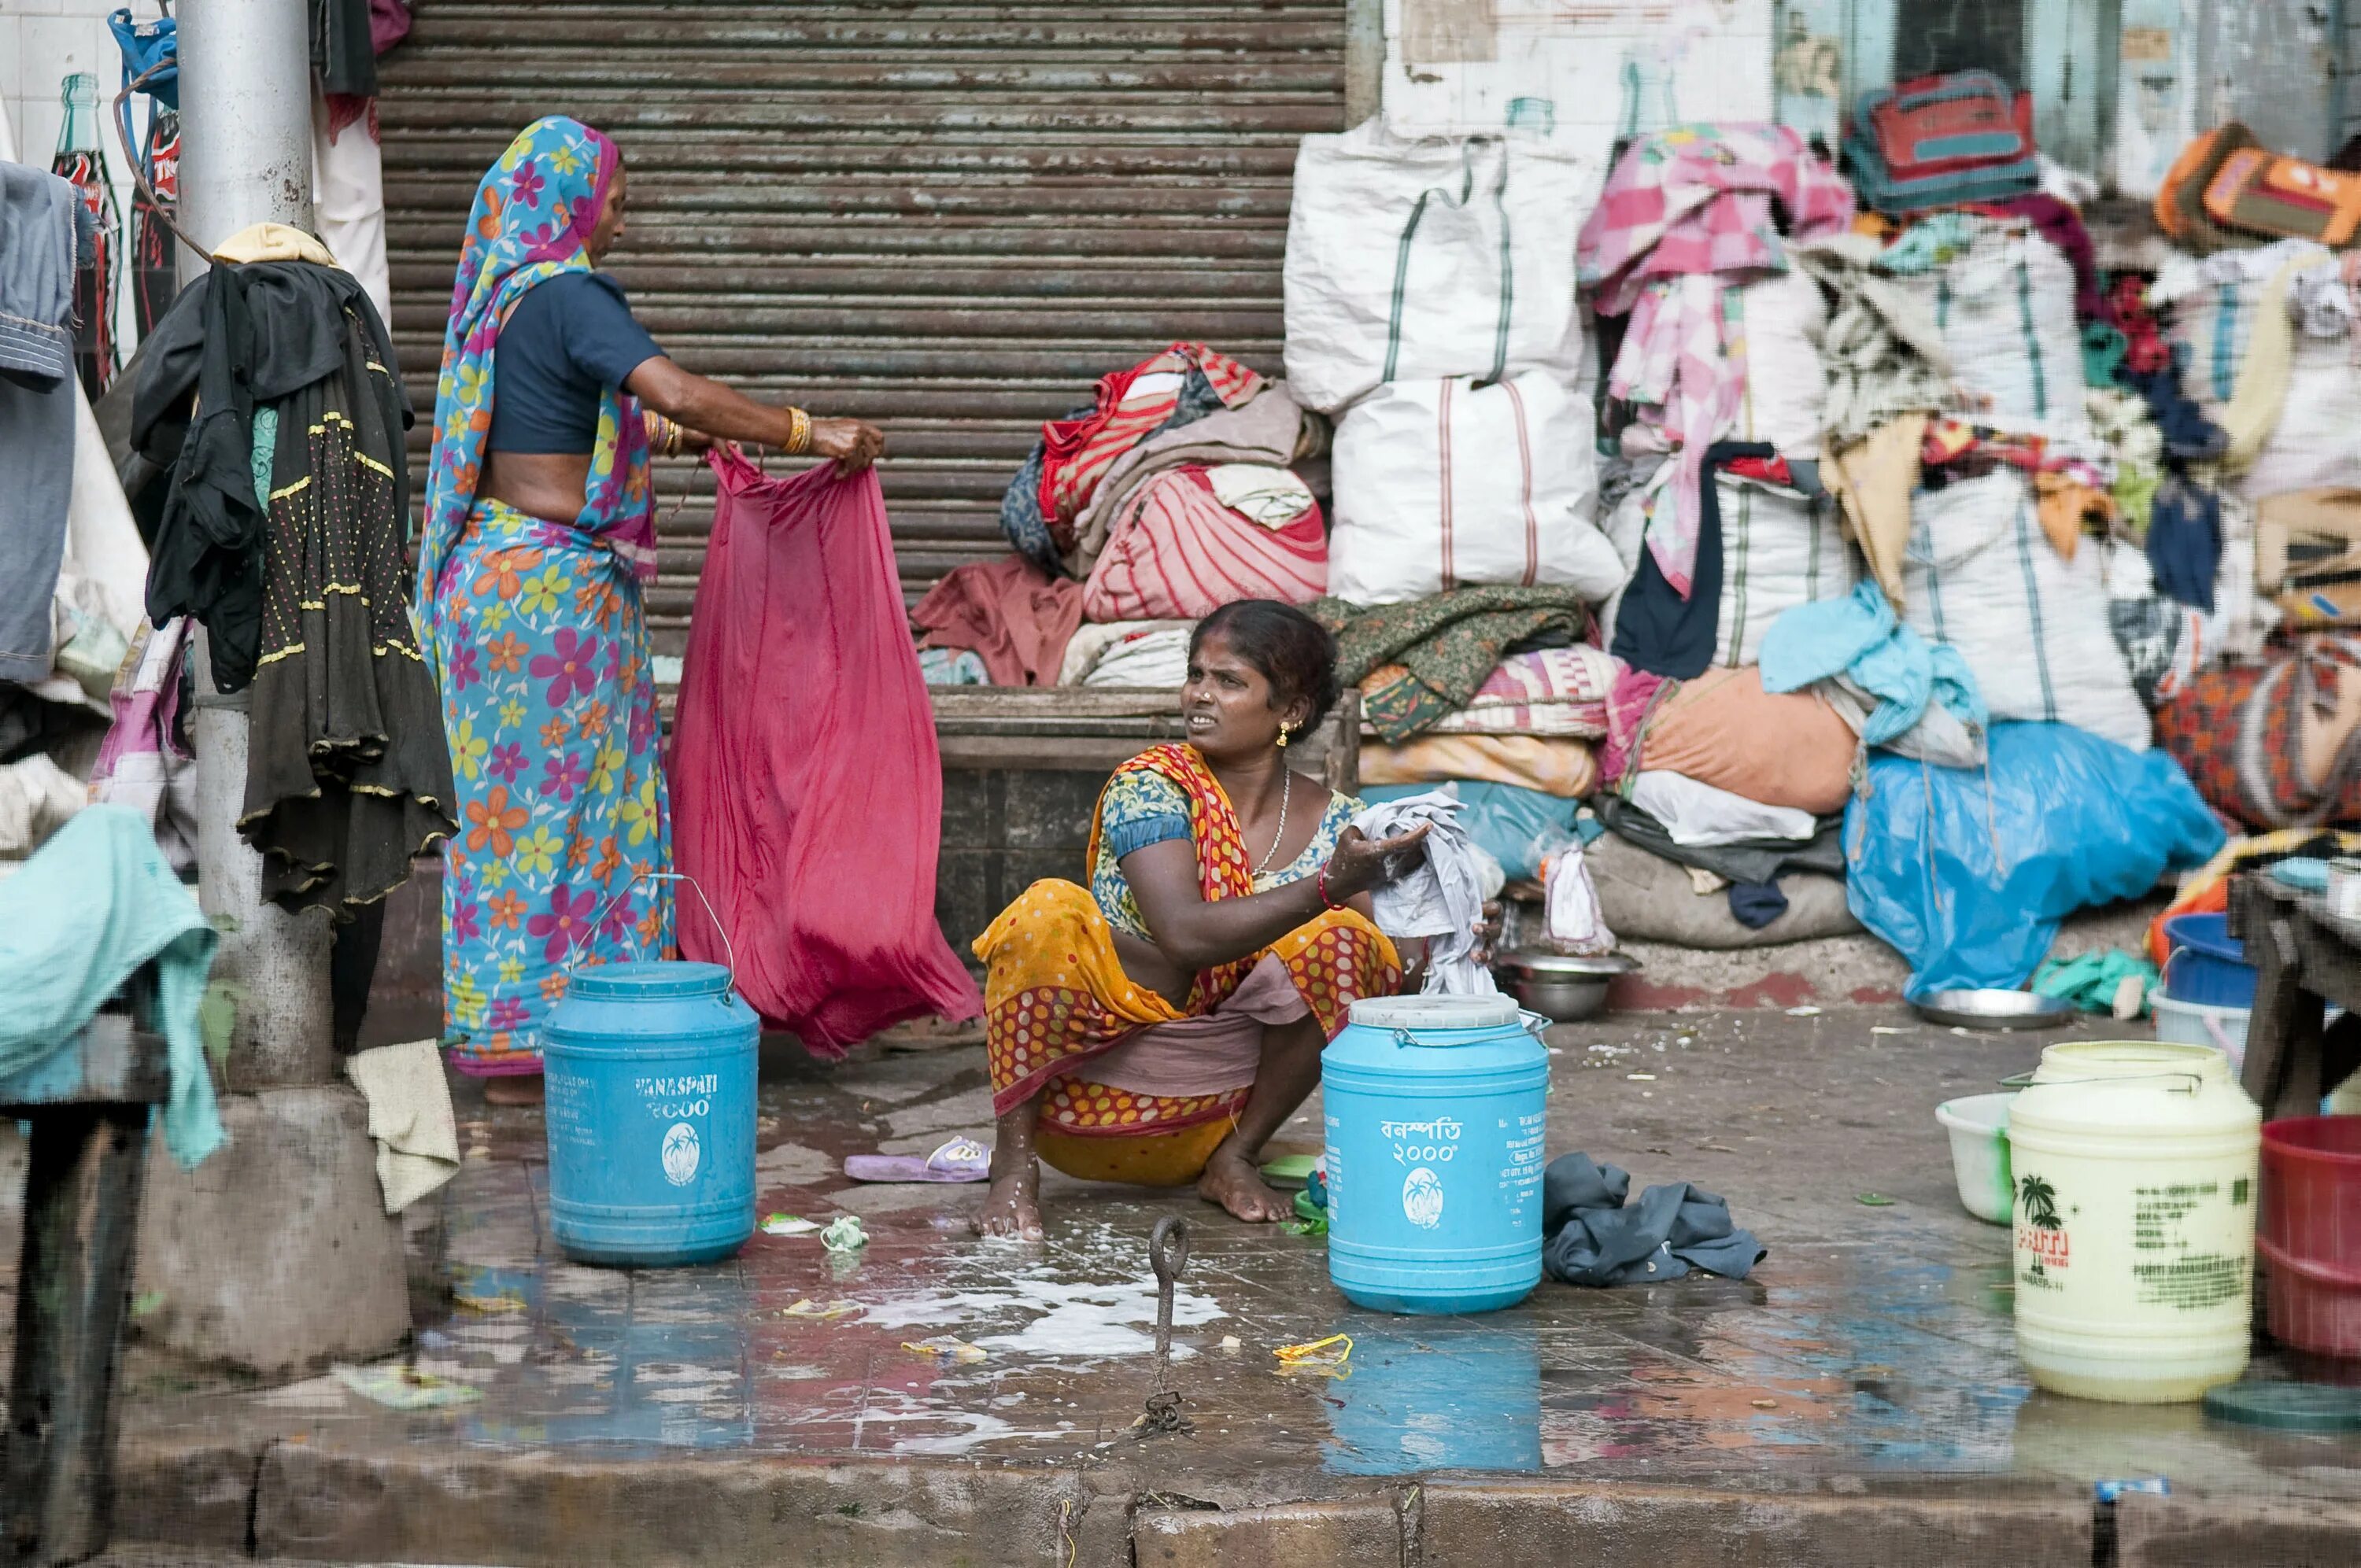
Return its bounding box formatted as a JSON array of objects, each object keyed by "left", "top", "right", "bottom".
[{"left": 2019, "top": 1175, "right": 2061, "bottom": 1229}]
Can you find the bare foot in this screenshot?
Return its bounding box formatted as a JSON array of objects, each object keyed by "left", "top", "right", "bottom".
[
  {"left": 1197, "top": 1144, "right": 1293, "bottom": 1223},
  {"left": 972, "top": 1156, "right": 1044, "bottom": 1240},
  {"left": 485, "top": 1074, "right": 544, "bottom": 1107}
]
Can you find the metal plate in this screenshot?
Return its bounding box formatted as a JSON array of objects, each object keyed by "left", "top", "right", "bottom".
[{"left": 1909, "top": 989, "right": 2075, "bottom": 1031}]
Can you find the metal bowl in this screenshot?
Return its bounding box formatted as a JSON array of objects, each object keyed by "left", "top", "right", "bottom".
[
  {"left": 1496, "top": 950, "right": 1641, "bottom": 1023},
  {"left": 1908, "top": 988, "right": 2075, "bottom": 1031}
]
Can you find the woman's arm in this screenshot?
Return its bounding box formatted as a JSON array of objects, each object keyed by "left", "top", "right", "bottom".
[
  {"left": 624, "top": 357, "right": 885, "bottom": 474},
  {"left": 1122, "top": 824, "right": 1429, "bottom": 975}
]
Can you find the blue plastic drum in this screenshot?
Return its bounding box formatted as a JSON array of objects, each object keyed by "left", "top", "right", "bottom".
[
  {"left": 542, "top": 960, "right": 759, "bottom": 1267},
  {"left": 1321, "top": 994, "right": 1550, "bottom": 1315}
]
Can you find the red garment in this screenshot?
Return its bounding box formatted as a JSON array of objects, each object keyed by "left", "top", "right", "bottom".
[
  {"left": 1081, "top": 467, "right": 1327, "bottom": 622},
  {"left": 1036, "top": 342, "right": 1264, "bottom": 547},
  {"left": 671, "top": 452, "right": 982, "bottom": 1057},
  {"left": 909, "top": 556, "right": 1084, "bottom": 687}
]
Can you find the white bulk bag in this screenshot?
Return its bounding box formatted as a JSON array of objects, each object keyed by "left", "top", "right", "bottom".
[
  {"left": 1329, "top": 372, "right": 1624, "bottom": 606},
  {"left": 2243, "top": 333, "right": 2361, "bottom": 500},
  {"left": 1903, "top": 470, "right": 2150, "bottom": 751},
  {"left": 1714, "top": 474, "right": 1859, "bottom": 668},
  {"left": 1732, "top": 269, "right": 1829, "bottom": 460},
  {"left": 1904, "top": 223, "right": 2086, "bottom": 437},
  {"left": 1284, "top": 124, "right": 1598, "bottom": 415}
]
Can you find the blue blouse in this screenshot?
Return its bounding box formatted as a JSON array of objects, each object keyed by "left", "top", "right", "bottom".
[{"left": 1090, "top": 769, "right": 1360, "bottom": 940}]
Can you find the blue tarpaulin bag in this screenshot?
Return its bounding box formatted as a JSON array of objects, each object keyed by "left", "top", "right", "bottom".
[{"left": 1845, "top": 722, "right": 2224, "bottom": 997}]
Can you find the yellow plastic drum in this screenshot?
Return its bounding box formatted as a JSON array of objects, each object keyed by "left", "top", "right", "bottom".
[{"left": 2008, "top": 1042, "right": 2261, "bottom": 1404}]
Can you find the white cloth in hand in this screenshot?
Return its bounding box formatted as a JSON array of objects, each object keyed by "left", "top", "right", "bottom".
[{"left": 1350, "top": 788, "right": 1498, "bottom": 996}]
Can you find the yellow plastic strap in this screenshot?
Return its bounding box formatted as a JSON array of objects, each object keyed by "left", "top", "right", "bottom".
[{"left": 1273, "top": 1333, "right": 1353, "bottom": 1366}]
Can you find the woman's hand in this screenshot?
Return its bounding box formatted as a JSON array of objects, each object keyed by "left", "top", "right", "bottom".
[
  {"left": 1323, "top": 822, "right": 1430, "bottom": 904},
  {"left": 810, "top": 417, "right": 885, "bottom": 475},
  {"left": 1470, "top": 900, "right": 1506, "bottom": 966}
]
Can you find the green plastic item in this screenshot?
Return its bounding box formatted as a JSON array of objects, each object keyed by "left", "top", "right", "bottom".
[
  {"left": 2202, "top": 1381, "right": 2361, "bottom": 1433},
  {"left": 1260, "top": 1154, "right": 1318, "bottom": 1189}
]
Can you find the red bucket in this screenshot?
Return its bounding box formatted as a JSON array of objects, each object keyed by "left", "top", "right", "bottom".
[{"left": 2258, "top": 1117, "right": 2361, "bottom": 1359}]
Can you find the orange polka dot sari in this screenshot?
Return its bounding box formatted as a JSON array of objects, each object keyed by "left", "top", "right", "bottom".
[{"left": 973, "top": 743, "right": 1400, "bottom": 1139}]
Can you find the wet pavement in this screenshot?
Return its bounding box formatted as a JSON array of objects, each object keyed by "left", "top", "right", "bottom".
[{"left": 105, "top": 1006, "right": 2361, "bottom": 1521}]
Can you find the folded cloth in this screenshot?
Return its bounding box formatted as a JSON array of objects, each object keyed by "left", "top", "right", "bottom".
[
  {"left": 1081, "top": 626, "right": 1195, "bottom": 689},
  {"left": 909, "top": 555, "right": 1084, "bottom": 688},
  {"left": 1630, "top": 769, "right": 1816, "bottom": 847},
  {"left": 1064, "top": 380, "right": 1321, "bottom": 577},
  {"left": 1625, "top": 665, "right": 1857, "bottom": 815},
  {"left": 344, "top": 1039, "right": 461, "bottom": 1213},
  {"left": 1361, "top": 735, "right": 1598, "bottom": 799},
  {"left": 1541, "top": 1153, "right": 1767, "bottom": 1286},
  {"left": 1352, "top": 791, "right": 1497, "bottom": 995},
  {"left": 0, "top": 805, "right": 223, "bottom": 1168},
  {"left": 1314, "top": 588, "right": 1594, "bottom": 743},
  {"left": 0, "top": 753, "right": 85, "bottom": 858},
  {"left": 1056, "top": 619, "right": 1195, "bottom": 686},
  {"left": 917, "top": 647, "right": 989, "bottom": 685},
  {"left": 1081, "top": 465, "right": 1326, "bottom": 621},
  {"left": 2032, "top": 950, "right": 2158, "bottom": 1019},
  {"left": 1760, "top": 579, "right": 1986, "bottom": 751},
  {"left": 1203, "top": 462, "right": 1315, "bottom": 524},
  {"left": 1421, "top": 645, "right": 1621, "bottom": 740},
  {"left": 1596, "top": 791, "right": 1846, "bottom": 887}
]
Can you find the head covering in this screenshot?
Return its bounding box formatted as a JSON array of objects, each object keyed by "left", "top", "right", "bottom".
[{"left": 416, "top": 116, "right": 655, "bottom": 648}]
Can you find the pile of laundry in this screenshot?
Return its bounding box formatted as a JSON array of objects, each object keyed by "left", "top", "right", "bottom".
[
  {"left": 911, "top": 340, "right": 1332, "bottom": 691},
  {"left": 905, "top": 77, "right": 2361, "bottom": 999}
]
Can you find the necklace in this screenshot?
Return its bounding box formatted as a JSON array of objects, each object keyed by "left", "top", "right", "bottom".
[{"left": 1251, "top": 766, "right": 1292, "bottom": 879}]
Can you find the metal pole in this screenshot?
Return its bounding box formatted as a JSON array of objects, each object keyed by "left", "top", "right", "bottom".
[{"left": 175, "top": 0, "right": 334, "bottom": 1090}]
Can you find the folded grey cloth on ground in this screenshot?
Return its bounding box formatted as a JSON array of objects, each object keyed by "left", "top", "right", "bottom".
[
  {"left": 1594, "top": 792, "right": 1845, "bottom": 887},
  {"left": 1351, "top": 788, "right": 1497, "bottom": 995},
  {"left": 1541, "top": 1152, "right": 1767, "bottom": 1286}
]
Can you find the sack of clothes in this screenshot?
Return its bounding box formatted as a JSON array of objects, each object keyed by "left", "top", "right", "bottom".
[{"left": 1283, "top": 123, "right": 1598, "bottom": 415}]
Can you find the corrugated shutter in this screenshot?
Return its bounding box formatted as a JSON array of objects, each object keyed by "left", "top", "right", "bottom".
[{"left": 376, "top": 2, "right": 1347, "bottom": 655}]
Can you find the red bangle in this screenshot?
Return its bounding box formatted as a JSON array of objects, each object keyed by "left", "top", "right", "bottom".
[{"left": 1317, "top": 866, "right": 1341, "bottom": 909}]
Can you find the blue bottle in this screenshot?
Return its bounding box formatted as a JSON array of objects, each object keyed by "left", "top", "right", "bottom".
[
  {"left": 542, "top": 961, "right": 759, "bottom": 1267},
  {"left": 1321, "top": 994, "right": 1550, "bottom": 1315}
]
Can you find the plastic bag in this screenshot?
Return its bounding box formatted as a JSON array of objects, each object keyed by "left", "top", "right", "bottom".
[{"left": 1844, "top": 721, "right": 2224, "bottom": 996}]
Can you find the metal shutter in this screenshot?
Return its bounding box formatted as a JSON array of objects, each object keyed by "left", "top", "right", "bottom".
[{"left": 376, "top": 1, "right": 1347, "bottom": 655}]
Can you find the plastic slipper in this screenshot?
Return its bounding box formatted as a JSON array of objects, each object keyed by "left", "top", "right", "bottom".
[{"left": 842, "top": 1135, "right": 990, "bottom": 1184}]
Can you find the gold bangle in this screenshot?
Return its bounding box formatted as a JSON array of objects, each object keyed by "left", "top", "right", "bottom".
[
  {"left": 667, "top": 421, "right": 683, "bottom": 458},
  {"left": 642, "top": 409, "right": 663, "bottom": 442},
  {"left": 785, "top": 407, "right": 812, "bottom": 456}
]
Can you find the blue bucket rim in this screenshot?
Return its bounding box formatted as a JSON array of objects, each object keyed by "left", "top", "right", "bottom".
[
  {"left": 565, "top": 960, "right": 734, "bottom": 1000},
  {"left": 2163, "top": 912, "right": 2248, "bottom": 965}
]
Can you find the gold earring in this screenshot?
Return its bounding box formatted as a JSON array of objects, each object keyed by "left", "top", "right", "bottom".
[{"left": 1276, "top": 724, "right": 1291, "bottom": 749}]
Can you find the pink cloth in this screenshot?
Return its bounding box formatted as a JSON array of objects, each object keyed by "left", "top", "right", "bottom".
[
  {"left": 1431, "top": 645, "right": 1623, "bottom": 738},
  {"left": 670, "top": 452, "right": 982, "bottom": 1057},
  {"left": 1597, "top": 664, "right": 1668, "bottom": 789},
  {"left": 1082, "top": 954, "right": 1305, "bottom": 1101},
  {"left": 910, "top": 556, "right": 1084, "bottom": 688},
  {"left": 89, "top": 618, "right": 196, "bottom": 871},
  {"left": 1577, "top": 126, "right": 1855, "bottom": 597},
  {"left": 1081, "top": 466, "right": 1326, "bottom": 622}
]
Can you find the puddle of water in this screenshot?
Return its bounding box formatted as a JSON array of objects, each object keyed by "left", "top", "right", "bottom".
[{"left": 1323, "top": 1327, "right": 1544, "bottom": 1476}]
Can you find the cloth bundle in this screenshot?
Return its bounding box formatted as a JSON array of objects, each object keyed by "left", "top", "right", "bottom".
[
  {"left": 1577, "top": 124, "right": 1856, "bottom": 596},
  {"left": 1896, "top": 218, "right": 2086, "bottom": 438},
  {"left": 1315, "top": 587, "right": 1594, "bottom": 743},
  {"left": 1610, "top": 665, "right": 1859, "bottom": 815},
  {"left": 1711, "top": 472, "right": 1860, "bottom": 668},
  {"left": 1901, "top": 470, "right": 2151, "bottom": 751},
  {"left": 1081, "top": 464, "right": 1326, "bottom": 622},
  {"left": 2156, "top": 634, "right": 2361, "bottom": 832},
  {"left": 999, "top": 341, "right": 1264, "bottom": 571},
  {"left": 1413, "top": 645, "right": 1620, "bottom": 740},
  {"left": 1056, "top": 620, "right": 1195, "bottom": 688},
  {"left": 1541, "top": 1153, "right": 1766, "bottom": 1287},
  {"left": 1760, "top": 579, "right": 1986, "bottom": 766},
  {"left": 1361, "top": 735, "right": 1598, "bottom": 800},
  {"left": 910, "top": 555, "right": 1083, "bottom": 688},
  {"left": 1328, "top": 371, "right": 1620, "bottom": 606},
  {"left": 671, "top": 454, "right": 983, "bottom": 1056},
  {"left": 1283, "top": 124, "right": 1598, "bottom": 415},
  {"left": 1351, "top": 791, "right": 1499, "bottom": 995}
]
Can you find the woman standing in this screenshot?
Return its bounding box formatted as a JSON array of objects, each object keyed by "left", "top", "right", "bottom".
[{"left": 418, "top": 116, "right": 882, "bottom": 1095}]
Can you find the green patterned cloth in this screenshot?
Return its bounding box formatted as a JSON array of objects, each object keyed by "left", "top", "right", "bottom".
[{"left": 1310, "top": 588, "right": 1594, "bottom": 743}]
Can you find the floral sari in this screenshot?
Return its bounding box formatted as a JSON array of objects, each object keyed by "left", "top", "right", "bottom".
[
  {"left": 974, "top": 743, "right": 1399, "bottom": 1146},
  {"left": 416, "top": 116, "right": 672, "bottom": 1074}
]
